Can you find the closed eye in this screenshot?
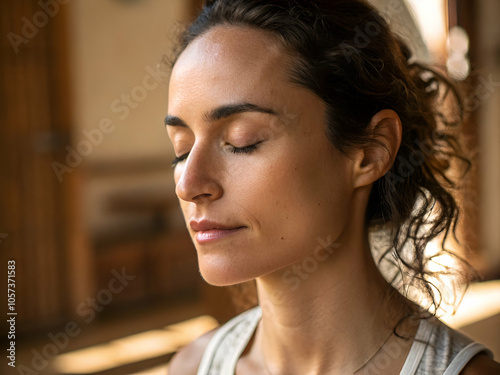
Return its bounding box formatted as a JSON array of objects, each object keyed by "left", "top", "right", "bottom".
[
  {"left": 171, "top": 153, "right": 189, "bottom": 167},
  {"left": 229, "top": 141, "right": 263, "bottom": 154},
  {"left": 171, "top": 141, "right": 263, "bottom": 168}
]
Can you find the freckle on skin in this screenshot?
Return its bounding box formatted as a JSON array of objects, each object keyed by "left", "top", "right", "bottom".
[{"left": 281, "top": 237, "right": 284, "bottom": 240}]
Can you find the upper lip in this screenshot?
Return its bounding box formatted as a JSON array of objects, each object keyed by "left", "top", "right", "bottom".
[{"left": 189, "top": 219, "right": 245, "bottom": 232}]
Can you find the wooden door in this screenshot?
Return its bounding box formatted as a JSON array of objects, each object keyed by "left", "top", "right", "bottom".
[{"left": 0, "top": 1, "right": 92, "bottom": 333}]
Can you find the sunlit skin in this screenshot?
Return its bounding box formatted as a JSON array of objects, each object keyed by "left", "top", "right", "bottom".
[{"left": 166, "top": 26, "right": 418, "bottom": 374}]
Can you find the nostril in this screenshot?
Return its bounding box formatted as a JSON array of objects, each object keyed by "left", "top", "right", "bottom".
[
  {"left": 176, "top": 180, "right": 223, "bottom": 203},
  {"left": 173, "top": 157, "right": 223, "bottom": 202}
]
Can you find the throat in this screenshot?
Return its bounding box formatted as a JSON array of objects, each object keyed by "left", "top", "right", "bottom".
[{"left": 241, "top": 249, "right": 417, "bottom": 374}]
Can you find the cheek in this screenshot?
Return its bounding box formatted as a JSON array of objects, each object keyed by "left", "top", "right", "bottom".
[
  {"left": 281, "top": 165, "right": 349, "bottom": 234},
  {"left": 236, "top": 142, "right": 353, "bottom": 245}
]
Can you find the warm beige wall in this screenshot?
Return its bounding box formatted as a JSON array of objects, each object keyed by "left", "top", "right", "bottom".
[
  {"left": 67, "top": 0, "right": 188, "bottom": 237},
  {"left": 68, "top": 0, "right": 186, "bottom": 162}
]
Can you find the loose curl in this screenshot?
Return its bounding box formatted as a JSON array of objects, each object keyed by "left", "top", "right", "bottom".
[{"left": 172, "top": 0, "right": 477, "bottom": 316}]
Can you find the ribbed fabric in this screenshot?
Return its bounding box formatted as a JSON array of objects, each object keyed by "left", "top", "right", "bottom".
[
  {"left": 197, "top": 307, "right": 262, "bottom": 375},
  {"left": 196, "top": 306, "right": 494, "bottom": 375}
]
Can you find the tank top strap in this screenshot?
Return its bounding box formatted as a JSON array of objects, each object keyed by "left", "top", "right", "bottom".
[
  {"left": 399, "top": 317, "right": 436, "bottom": 374},
  {"left": 442, "top": 342, "right": 493, "bottom": 375},
  {"left": 401, "top": 316, "right": 493, "bottom": 375},
  {"left": 197, "top": 306, "right": 262, "bottom": 375}
]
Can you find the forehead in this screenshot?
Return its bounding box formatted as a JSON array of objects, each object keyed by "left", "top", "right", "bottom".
[{"left": 169, "top": 26, "right": 291, "bottom": 109}]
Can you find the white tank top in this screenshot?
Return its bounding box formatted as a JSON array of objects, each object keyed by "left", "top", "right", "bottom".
[{"left": 196, "top": 306, "right": 493, "bottom": 375}]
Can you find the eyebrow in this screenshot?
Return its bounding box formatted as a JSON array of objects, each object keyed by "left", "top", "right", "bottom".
[{"left": 164, "top": 102, "right": 278, "bottom": 127}]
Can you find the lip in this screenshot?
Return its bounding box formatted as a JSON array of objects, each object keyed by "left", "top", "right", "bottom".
[{"left": 190, "top": 219, "right": 246, "bottom": 243}]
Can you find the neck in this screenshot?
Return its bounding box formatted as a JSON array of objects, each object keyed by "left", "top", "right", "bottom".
[{"left": 249, "top": 192, "right": 414, "bottom": 374}]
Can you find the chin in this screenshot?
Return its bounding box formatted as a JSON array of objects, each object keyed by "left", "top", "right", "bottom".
[
  {"left": 197, "top": 256, "right": 265, "bottom": 286},
  {"left": 199, "top": 265, "right": 254, "bottom": 286}
]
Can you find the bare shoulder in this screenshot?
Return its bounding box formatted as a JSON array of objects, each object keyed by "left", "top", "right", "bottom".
[
  {"left": 460, "top": 352, "right": 500, "bottom": 375},
  {"left": 168, "top": 327, "right": 219, "bottom": 375}
]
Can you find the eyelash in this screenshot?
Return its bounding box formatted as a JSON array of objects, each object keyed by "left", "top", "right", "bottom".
[
  {"left": 171, "top": 154, "right": 188, "bottom": 167},
  {"left": 171, "top": 142, "right": 262, "bottom": 167},
  {"left": 230, "top": 142, "right": 261, "bottom": 154}
]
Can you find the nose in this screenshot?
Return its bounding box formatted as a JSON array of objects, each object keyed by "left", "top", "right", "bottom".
[{"left": 174, "top": 144, "right": 223, "bottom": 203}]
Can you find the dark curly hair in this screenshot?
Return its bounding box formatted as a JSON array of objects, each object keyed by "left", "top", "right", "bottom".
[{"left": 171, "top": 0, "right": 477, "bottom": 315}]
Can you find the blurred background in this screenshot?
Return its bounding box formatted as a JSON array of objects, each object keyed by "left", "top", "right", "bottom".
[{"left": 1, "top": 0, "right": 499, "bottom": 374}]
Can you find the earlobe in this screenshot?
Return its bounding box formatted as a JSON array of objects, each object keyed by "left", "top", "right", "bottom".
[{"left": 353, "top": 109, "right": 402, "bottom": 189}]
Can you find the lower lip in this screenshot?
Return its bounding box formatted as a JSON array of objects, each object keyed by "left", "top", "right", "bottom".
[{"left": 195, "top": 227, "right": 245, "bottom": 243}]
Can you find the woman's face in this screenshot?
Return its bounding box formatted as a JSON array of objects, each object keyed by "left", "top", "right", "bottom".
[{"left": 167, "top": 26, "right": 356, "bottom": 286}]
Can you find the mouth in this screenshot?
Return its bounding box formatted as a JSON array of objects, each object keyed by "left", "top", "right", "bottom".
[{"left": 190, "top": 220, "right": 247, "bottom": 243}]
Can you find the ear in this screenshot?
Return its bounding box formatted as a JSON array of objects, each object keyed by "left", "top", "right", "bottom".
[{"left": 352, "top": 109, "right": 402, "bottom": 189}]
